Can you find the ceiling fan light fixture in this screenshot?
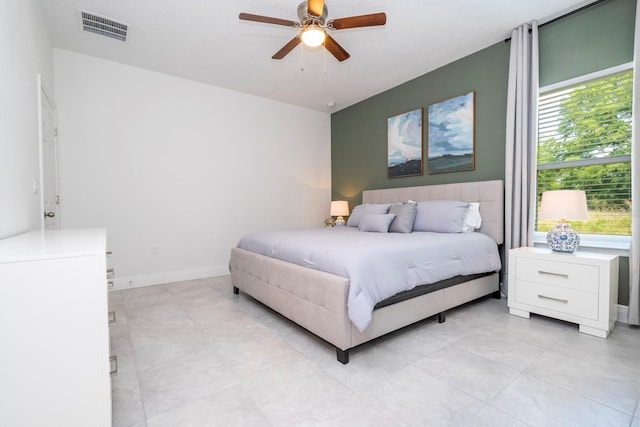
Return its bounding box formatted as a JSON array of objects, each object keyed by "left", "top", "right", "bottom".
[
  {"left": 240, "top": 2, "right": 386, "bottom": 62},
  {"left": 301, "top": 24, "right": 326, "bottom": 47}
]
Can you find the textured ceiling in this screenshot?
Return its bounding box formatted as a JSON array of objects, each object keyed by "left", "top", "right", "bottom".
[{"left": 37, "top": 0, "right": 594, "bottom": 112}]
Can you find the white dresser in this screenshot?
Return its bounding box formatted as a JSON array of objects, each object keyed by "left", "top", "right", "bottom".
[
  {"left": 508, "top": 247, "right": 619, "bottom": 338},
  {"left": 0, "top": 229, "right": 112, "bottom": 427}
]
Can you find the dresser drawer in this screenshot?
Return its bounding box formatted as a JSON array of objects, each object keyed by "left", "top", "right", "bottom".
[
  {"left": 514, "top": 257, "right": 599, "bottom": 293},
  {"left": 514, "top": 280, "right": 599, "bottom": 320}
]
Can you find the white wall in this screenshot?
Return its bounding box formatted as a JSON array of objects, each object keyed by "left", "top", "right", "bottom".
[
  {"left": 54, "top": 49, "right": 331, "bottom": 287},
  {"left": 0, "top": 0, "right": 53, "bottom": 238}
]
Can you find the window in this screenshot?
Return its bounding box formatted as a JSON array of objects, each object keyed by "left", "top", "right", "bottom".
[{"left": 536, "top": 66, "right": 632, "bottom": 238}]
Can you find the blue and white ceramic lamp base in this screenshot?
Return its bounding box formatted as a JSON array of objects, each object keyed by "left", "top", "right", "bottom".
[{"left": 547, "top": 222, "right": 580, "bottom": 253}]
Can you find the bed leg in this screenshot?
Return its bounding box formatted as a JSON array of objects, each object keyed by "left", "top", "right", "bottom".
[
  {"left": 233, "top": 286, "right": 239, "bottom": 295},
  {"left": 492, "top": 290, "right": 501, "bottom": 299},
  {"left": 438, "top": 312, "right": 446, "bottom": 323},
  {"left": 336, "top": 348, "right": 349, "bottom": 364}
]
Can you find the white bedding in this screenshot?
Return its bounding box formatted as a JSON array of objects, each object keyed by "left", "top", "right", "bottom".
[{"left": 237, "top": 227, "right": 501, "bottom": 332}]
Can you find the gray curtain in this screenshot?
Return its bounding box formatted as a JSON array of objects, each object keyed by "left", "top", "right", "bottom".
[
  {"left": 629, "top": 4, "right": 640, "bottom": 325},
  {"left": 504, "top": 22, "right": 539, "bottom": 294}
]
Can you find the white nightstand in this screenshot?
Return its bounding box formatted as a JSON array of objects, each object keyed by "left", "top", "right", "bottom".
[{"left": 508, "top": 247, "right": 619, "bottom": 338}]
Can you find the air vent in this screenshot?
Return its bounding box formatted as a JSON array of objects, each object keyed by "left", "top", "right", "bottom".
[{"left": 78, "top": 10, "right": 128, "bottom": 42}]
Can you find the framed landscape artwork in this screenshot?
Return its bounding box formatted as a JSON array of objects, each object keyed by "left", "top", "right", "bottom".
[
  {"left": 427, "top": 91, "right": 475, "bottom": 174},
  {"left": 387, "top": 108, "right": 424, "bottom": 178}
]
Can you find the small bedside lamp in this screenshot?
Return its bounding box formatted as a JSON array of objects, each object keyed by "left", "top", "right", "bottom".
[
  {"left": 539, "top": 190, "right": 588, "bottom": 253},
  {"left": 330, "top": 201, "right": 350, "bottom": 227}
]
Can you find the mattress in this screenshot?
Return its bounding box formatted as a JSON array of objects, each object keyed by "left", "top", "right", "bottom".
[{"left": 237, "top": 227, "right": 501, "bottom": 331}]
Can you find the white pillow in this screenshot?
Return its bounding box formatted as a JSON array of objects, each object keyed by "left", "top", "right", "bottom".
[{"left": 462, "top": 202, "right": 482, "bottom": 232}]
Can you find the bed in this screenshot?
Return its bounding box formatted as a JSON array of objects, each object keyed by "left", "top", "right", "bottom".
[{"left": 229, "top": 180, "right": 504, "bottom": 363}]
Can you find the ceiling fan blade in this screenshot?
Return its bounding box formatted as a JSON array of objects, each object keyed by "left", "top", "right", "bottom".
[
  {"left": 307, "top": 0, "right": 325, "bottom": 17},
  {"left": 239, "top": 13, "right": 298, "bottom": 27},
  {"left": 328, "top": 13, "right": 387, "bottom": 30},
  {"left": 324, "top": 35, "right": 350, "bottom": 62},
  {"left": 272, "top": 36, "right": 302, "bottom": 60}
]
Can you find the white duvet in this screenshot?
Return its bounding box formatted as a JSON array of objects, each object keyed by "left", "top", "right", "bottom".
[{"left": 237, "top": 227, "right": 501, "bottom": 332}]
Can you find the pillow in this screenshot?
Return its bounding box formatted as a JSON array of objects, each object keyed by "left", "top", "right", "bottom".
[
  {"left": 347, "top": 203, "right": 392, "bottom": 227},
  {"left": 347, "top": 204, "right": 366, "bottom": 227},
  {"left": 359, "top": 213, "right": 397, "bottom": 233},
  {"left": 413, "top": 200, "right": 470, "bottom": 233},
  {"left": 388, "top": 202, "right": 418, "bottom": 233},
  {"left": 462, "top": 202, "right": 482, "bottom": 232}
]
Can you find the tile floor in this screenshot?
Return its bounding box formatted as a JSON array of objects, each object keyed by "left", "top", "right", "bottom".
[{"left": 109, "top": 276, "right": 640, "bottom": 427}]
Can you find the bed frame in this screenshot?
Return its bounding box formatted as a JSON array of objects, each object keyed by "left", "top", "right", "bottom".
[{"left": 229, "top": 180, "right": 504, "bottom": 363}]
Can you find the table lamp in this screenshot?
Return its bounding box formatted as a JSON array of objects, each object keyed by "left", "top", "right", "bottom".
[
  {"left": 330, "top": 201, "right": 350, "bottom": 227},
  {"left": 538, "top": 190, "right": 588, "bottom": 253}
]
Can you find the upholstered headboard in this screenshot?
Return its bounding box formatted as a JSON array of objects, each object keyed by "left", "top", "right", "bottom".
[{"left": 362, "top": 180, "right": 504, "bottom": 244}]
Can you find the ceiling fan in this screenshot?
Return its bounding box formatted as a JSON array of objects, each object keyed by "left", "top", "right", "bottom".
[{"left": 239, "top": 0, "right": 386, "bottom": 62}]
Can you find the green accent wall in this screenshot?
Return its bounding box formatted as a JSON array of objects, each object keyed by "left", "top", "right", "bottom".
[
  {"left": 331, "top": 40, "right": 510, "bottom": 205},
  {"left": 540, "top": 0, "right": 635, "bottom": 87},
  {"left": 331, "top": 0, "right": 635, "bottom": 305}
]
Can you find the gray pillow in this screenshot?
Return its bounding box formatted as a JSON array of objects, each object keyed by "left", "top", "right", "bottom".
[
  {"left": 346, "top": 204, "right": 366, "bottom": 227},
  {"left": 388, "top": 203, "right": 417, "bottom": 233},
  {"left": 359, "top": 213, "right": 397, "bottom": 233},
  {"left": 347, "top": 203, "right": 392, "bottom": 227},
  {"left": 413, "top": 200, "right": 470, "bottom": 233}
]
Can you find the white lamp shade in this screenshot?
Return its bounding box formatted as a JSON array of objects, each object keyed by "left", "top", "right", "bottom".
[
  {"left": 330, "top": 201, "right": 349, "bottom": 217},
  {"left": 301, "top": 25, "right": 326, "bottom": 47},
  {"left": 539, "top": 190, "right": 588, "bottom": 221}
]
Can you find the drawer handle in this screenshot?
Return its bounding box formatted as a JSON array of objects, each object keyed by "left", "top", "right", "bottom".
[
  {"left": 108, "top": 311, "right": 116, "bottom": 325},
  {"left": 108, "top": 280, "right": 114, "bottom": 289},
  {"left": 537, "top": 294, "right": 568, "bottom": 304},
  {"left": 110, "top": 355, "right": 118, "bottom": 376},
  {"left": 538, "top": 270, "right": 569, "bottom": 278},
  {"left": 106, "top": 268, "right": 115, "bottom": 279}
]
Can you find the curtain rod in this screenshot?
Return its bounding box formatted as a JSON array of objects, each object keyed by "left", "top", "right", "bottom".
[{"left": 504, "top": 0, "right": 607, "bottom": 42}]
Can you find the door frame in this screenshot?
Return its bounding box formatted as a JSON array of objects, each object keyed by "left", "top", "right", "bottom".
[{"left": 38, "top": 74, "right": 59, "bottom": 230}]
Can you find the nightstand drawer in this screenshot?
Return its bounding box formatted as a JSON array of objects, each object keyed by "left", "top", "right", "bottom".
[
  {"left": 514, "top": 257, "right": 599, "bottom": 293},
  {"left": 514, "top": 280, "right": 599, "bottom": 320}
]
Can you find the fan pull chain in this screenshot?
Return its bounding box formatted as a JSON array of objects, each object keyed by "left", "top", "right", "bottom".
[
  {"left": 300, "top": 43, "right": 304, "bottom": 72},
  {"left": 323, "top": 39, "right": 327, "bottom": 75}
]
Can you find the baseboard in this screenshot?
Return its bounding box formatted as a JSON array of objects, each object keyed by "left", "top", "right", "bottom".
[
  {"left": 109, "top": 274, "right": 635, "bottom": 325},
  {"left": 616, "top": 304, "right": 629, "bottom": 324},
  {"left": 110, "top": 265, "right": 229, "bottom": 290}
]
